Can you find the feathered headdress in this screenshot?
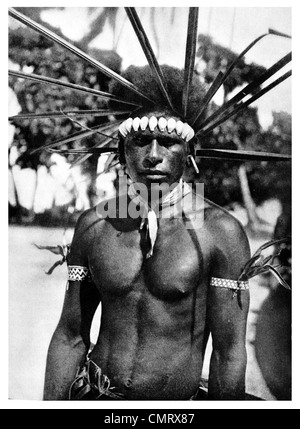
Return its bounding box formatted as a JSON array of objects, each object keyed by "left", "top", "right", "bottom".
[{"left": 8, "top": 7, "right": 291, "bottom": 167}]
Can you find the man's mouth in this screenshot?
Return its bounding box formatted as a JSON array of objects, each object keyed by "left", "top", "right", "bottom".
[{"left": 142, "top": 169, "right": 168, "bottom": 177}]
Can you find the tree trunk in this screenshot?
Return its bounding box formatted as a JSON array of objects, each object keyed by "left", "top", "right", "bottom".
[{"left": 238, "top": 164, "right": 260, "bottom": 230}]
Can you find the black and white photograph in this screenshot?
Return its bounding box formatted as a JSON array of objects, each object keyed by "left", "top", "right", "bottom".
[{"left": 7, "top": 3, "right": 295, "bottom": 408}]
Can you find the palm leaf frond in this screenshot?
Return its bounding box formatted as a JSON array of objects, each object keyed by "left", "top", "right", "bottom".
[
  {"left": 49, "top": 147, "right": 118, "bottom": 154},
  {"left": 9, "top": 70, "right": 139, "bottom": 106},
  {"left": 70, "top": 126, "right": 119, "bottom": 167},
  {"left": 125, "top": 7, "right": 175, "bottom": 112},
  {"left": 199, "top": 69, "right": 291, "bottom": 137},
  {"left": 34, "top": 242, "right": 70, "bottom": 275},
  {"left": 9, "top": 7, "right": 153, "bottom": 104},
  {"left": 103, "top": 152, "right": 118, "bottom": 171},
  {"left": 9, "top": 109, "right": 132, "bottom": 121},
  {"left": 193, "top": 29, "right": 290, "bottom": 128},
  {"left": 266, "top": 265, "right": 291, "bottom": 290},
  {"left": 238, "top": 237, "right": 291, "bottom": 290},
  {"left": 197, "top": 52, "right": 291, "bottom": 133},
  {"left": 33, "top": 243, "right": 66, "bottom": 256},
  {"left": 182, "top": 7, "right": 199, "bottom": 117},
  {"left": 30, "top": 121, "right": 121, "bottom": 154},
  {"left": 196, "top": 148, "right": 291, "bottom": 162},
  {"left": 58, "top": 110, "right": 118, "bottom": 141},
  {"left": 191, "top": 71, "right": 224, "bottom": 126},
  {"left": 252, "top": 238, "right": 291, "bottom": 258},
  {"left": 269, "top": 28, "right": 291, "bottom": 39}
]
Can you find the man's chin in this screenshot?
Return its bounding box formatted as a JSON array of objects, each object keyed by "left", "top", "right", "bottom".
[{"left": 144, "top": 179, "right": 181, "bottom": 197}]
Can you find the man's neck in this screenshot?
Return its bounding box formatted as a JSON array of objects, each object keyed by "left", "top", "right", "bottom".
[{"left": 131, "top": 180, "right": 183, "bottom": 209}]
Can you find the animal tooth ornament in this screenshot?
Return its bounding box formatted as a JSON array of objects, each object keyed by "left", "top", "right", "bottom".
[
  {"left": 132, "top": 117, "right": 141, "bottom": 131},
  {"left": 140, "top": 116, "right": 149, "bottom": 130},
  {"left": 125, "top": 118, "right": 133, "bottom": 133},
  {"left": 158, "top": 117, "right": 167, "bottom": 132},
  {"left": 167, "top": 118, "right": 176, "bottom": 133},
  {"left": 8, "top": 7, "right": 291, "bottom": 165},
  {"left": 118, "top": 116, "right": 195, "bottom": 142},
  {"left": 175, "top": 121, "right": 184, "bottom": 136},
  {"left": 149, "top": 116, "right": 158, "bottom": 132}
]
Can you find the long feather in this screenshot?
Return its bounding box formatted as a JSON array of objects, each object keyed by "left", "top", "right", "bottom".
[
  {"left": 100, "top": 159, "right": 120, "bottom": 176},
  {"left": 9, "top": 70, "right": 139, "bottom": 106},
  {"left": 70, "top": 126, "right": 120, "bottom": 167},
  {"left": 196, "top": 148, "right": 291, "bottom": 162},
  {"left": 9, "top": 7, "right": 154, "bottom": 105},
  {"left": 103, "top": 153, "right": 118, "bottom": 171},
  {"left": 192, "top": 29, "right": 290, "bottom": 126},
  {"left": 265, "top": 265, "right": 291, "bottom": 290},
  {"left": 125, "top": 7, "right": 175, "bottom": 112},
  {"left": 9, "top": 109, "right": 133, "bottom": 121},
  {"left": 268, "top": 28, "right": 291, "bottom": 39},
  {"left": 33, "top": 243, "right": 65, "bottom": 256},
  {"left": 199, "top": 70, "right": 291, "bottom": 137},
  {"left": 252, "top": 238, "right": 290, "bottom": 258},
  {"left": 30, "top": 121, "right": 121, "bottom": 154},
  {"left": 49, "top": 147, "right": 118, "bottom": 154},
  {"left": 197, "top": 52, "right": 292, "bottom": 131},
  {"left": 182, "top": 7, "right": 198, "bottom": 117},
  {"left": 58, "top": 110, "right": 119, "bottom": 141},
  {"left": 191, "top": 71, "right": 224, "bottom": 126}
]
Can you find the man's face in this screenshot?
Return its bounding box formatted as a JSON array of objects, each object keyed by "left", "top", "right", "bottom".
[{"left": 124, "top": 123, "right": 189, "bottom": 189}]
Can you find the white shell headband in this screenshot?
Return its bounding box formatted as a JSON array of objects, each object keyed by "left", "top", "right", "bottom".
[{"left": 118, "top": 116, "right": 195, "bottom": 142}]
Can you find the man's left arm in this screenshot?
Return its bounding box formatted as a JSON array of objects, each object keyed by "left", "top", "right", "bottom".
[{"left": 207, "top": 215, "right": 250, "bottom": 400}]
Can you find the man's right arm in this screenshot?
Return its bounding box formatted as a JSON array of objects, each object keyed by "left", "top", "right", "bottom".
[
  {"left": 43, "top": 209, "right": 101, "bottom": 400},
  {"left": 43, "top": 282, "right": 89, "bottom": 400}
]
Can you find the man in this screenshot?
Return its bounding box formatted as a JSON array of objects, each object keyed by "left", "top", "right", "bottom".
[{"left": 43, "top": 66, "right": 250, "bottom": 400}]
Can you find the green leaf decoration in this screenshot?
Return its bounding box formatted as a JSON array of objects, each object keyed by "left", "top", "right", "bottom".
[{"left": 238, "top": 237, "right": 291, "bottom": 290}]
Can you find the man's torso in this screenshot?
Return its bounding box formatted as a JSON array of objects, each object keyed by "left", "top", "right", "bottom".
[{"left": 77, "top": 195, "right": 228, "bottom": 399}]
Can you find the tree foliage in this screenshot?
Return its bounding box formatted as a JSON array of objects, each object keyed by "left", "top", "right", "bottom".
[
  {"left": 195, "top": 33, "right": 291, "bottom": 208},
  {"left": 9, "top": 19, "right": 122, "bottom": 171},
  {"left": 248, "top": 111, "right": 291, "bottom": 206},
  {"left": 196, "top": 34, "right": 266, "bottom": 97}
]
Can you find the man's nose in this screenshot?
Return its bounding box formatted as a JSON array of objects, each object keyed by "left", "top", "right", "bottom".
[{"left": 145, "top": 139, "right": 163, "bottom": 166}]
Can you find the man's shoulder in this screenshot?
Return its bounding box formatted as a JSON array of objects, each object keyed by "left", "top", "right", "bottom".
[
  {"left": 206, "top": 205, "right": 244, "bottom": 233},
  {"left": 75, "top": 194, "right": 129, "bottom": 230},
  {"left": 76, "top": 193, "right": 123, "bottom": 222},
  {"left": 204, "top": 201, "right": 251, "bottom": 277},
  {"left": 204, "top": 201, "right": 249, "bottom": 252},
  {"left": 75, "top": 206, "right": 100, "bottom": 229}
]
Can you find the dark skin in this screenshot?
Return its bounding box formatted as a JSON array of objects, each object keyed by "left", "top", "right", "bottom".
[{"left": 43, "top": 114, "right": 250, "bottom": 400}]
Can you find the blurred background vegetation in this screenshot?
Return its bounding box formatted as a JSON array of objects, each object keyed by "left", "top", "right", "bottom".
[{"left": 8, "top": 7, "right": 291, "bottom": 237}]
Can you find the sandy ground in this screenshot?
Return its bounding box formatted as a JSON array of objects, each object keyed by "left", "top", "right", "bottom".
[{"left": 8, "top": 222, "right": 280, "bottom": 402}]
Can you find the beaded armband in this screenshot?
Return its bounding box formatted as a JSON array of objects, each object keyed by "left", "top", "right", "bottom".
[
  {"left": 210, "top": 277, "right": 249, "bottom": 291},
  {"left": 68, "top": 265, "right": 90, "bottom": 282},
  {"left": 66, "top": 265, "right": 91, "bottom": 290}
]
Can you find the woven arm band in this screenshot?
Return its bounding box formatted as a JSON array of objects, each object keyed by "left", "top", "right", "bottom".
[
  {"left": 68, "top": 265, "right": 90, "bottom": 282},
  {"left": 210, "top": 277, "right": 249, "bottom": 291}
]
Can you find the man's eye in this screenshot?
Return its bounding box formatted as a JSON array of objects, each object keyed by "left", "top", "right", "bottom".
[
  {"left": 133, "top": 138, "right": 149, "bottom": 147},
  {"left": 159, "top": 138, "right": 177, "bottom": 147},
  {"left": 129, "top": 136, "right": 179, "bottom": 147}
]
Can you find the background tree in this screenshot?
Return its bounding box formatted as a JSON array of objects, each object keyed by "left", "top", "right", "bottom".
[
  {"left": 9, "top": 8, "right": 122, "bottom": 221},
  {"left": 195, "top": 33, "right": 291, "bottom": 232}
]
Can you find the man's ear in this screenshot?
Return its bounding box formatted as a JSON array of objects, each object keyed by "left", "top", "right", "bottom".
[
  {"left": 188, "top": 140, "right": 196, "bottom": 157},
  {"left": 187, "top": 154, "right": 200, "bottom": 174}
]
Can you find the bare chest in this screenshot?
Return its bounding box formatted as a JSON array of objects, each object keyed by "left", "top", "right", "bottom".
[{"left": 88, "top": 219, "right": 208, "bottom": 300}]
